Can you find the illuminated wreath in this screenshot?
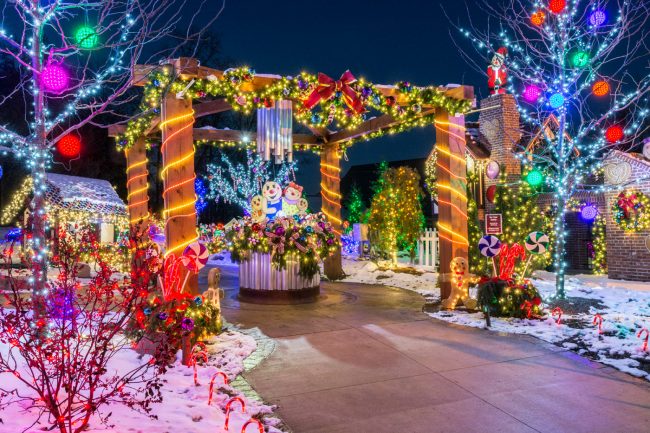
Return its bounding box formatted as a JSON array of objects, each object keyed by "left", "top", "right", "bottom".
[{"left": 612, "top": 190, "right": 650, "bottom": 232}]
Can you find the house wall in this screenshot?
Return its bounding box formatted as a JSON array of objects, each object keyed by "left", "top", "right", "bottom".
[{"left": 604, "top": 153, "right": 650, "bottom": 281}]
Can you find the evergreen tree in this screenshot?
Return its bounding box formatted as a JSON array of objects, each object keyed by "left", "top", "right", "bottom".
[
  {"left": 467, "top": 171, "right": 490, "bottom": 275},
  {"left": 368, "top": 166, "right": 424, "bottom": 263},
  {"left": 345, "top": 183, "right": 364, "bottom": 225}
]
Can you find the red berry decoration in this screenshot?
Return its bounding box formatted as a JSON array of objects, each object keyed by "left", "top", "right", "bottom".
[
  {"left": 57, "top": 134, "right": 81, "bottom": 158},
  {"left": 605, "top": 125, "right": 624, "bottom": 143},
  {"left": 548, "top": 0, "right": 566, "bottom": 14},
  {"left": 385, "top": 96, "right": 396, "bottom": 107}
]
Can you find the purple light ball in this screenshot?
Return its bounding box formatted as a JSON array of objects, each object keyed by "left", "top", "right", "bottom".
[{"left": 42, "top": 64, "right": 70, "bottom": 93}]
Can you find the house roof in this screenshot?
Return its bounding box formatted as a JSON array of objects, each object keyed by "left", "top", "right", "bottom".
[{"left": 45, "top": 173, "right": 127, "bottom": 216}]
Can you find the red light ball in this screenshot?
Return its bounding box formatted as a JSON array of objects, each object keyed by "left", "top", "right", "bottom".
[
  {"left": 605, "top": 125, "right": 624, "bottom": 144},
  {"left": 57, "top": 134, "right": 81, "bottom": 158},
  {"left": 549, "top": 0, "right": 566, "bottom": 14},
  {"left": 592, "top": 81, "right": 610, "bottom": 97},
  {"left": 486, "top": 185, "right": 497, "bottom": 203}
]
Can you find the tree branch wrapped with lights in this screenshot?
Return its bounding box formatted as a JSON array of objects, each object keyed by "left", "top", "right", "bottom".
[{"left": 456, "top": 0, "right": 650, "bottom": 297}]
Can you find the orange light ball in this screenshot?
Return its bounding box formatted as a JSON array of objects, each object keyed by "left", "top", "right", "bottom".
[
  {"left": 592, "top": 81, "right": 610, "bottom": 97},
  {"left": 605, "top": 125, "right": 624, "bottom": 144},
  {"left": 549, "top": 0, "right": 566, "bottom": 14},
  {"left": 531, "top": 11, "right": 546, "bottom": 26},
  {"left": 57, "top": 134, "right": 82, "bottom": 158}
]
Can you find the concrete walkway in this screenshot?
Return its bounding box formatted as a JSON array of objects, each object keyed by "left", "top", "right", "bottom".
[{"left": 221, "top": 281, "right": 650, "bottom": 433}]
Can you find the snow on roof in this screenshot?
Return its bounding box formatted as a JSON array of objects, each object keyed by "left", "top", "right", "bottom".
[{"left": 45, "top": 173, "right": 127, "bottom": 216}]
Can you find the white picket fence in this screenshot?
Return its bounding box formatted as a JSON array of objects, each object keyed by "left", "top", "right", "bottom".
[{"left": 417, "top": 228, "right": 438, "bottom": 269}]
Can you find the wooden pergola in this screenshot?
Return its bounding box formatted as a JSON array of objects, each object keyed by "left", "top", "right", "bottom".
[{"left": 108, "top": 58, "right": 474, "bottom": 300}]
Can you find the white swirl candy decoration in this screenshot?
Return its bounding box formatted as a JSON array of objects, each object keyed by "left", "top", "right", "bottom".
[
  {"left": 478, "top": 235, "right": 502, "bottom": 257},
  {"left": 181, "top": 242, "right": 209, "bottom": 273},
  {"left": 524, "top": 231, "right": 549, "bottom": 255}
]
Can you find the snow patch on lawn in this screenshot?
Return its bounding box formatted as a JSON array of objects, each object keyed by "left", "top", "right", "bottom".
[{"left": 0, "top": 328, "right": 286, "bottom": 433}]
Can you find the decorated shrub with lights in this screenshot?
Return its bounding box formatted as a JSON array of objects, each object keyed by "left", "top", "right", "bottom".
[
  {"left": 225, "top": 213, "right": 339, "bottom": 279},
  {"left": 199, "top": 223, "right": 227, "bottom": 253}
]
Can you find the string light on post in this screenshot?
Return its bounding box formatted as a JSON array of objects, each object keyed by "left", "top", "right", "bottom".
[
  {"left": 605, "top": 125, "right": 624, "bottom": 144},
  {"left": 41, "top": 63, "right": 70, "bottom": 93}
]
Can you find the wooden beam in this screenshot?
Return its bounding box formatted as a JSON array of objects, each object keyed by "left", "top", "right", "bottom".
[
  {"left": 107, "top": 99, "right": 233, "bottom": 137},
  {"left": 125, "top": 138, "right": 149, "bottom": 225},
  {"left": 193, "top": 128, "right": 321, "bottom": 145}
]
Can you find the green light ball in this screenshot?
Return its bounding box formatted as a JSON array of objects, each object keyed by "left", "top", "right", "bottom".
[
  {"left": 526, "top": 170, "right": 544, "bottom": 187},
  {"left": 571, "top": 51, "right": 590, "bottom": 68},
  {"left": 75, "top": 26, "right": 98, "bottom": 49}
]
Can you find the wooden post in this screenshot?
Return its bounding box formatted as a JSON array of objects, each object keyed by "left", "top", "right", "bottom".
[
  {"left": 161, "top": 93, "right": 198, "bottom": 296},
  {"left": 125, "top": 137, "right": 149, "bottom": 225},
  {"left": 435, "top": 111, "right": 469, "bottom": 302},
  {"left": 321, "top": 143, "right": 345, "bottom": 279}
]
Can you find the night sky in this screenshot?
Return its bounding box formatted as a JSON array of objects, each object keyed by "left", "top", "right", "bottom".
[{"left": 204, "top": 0, "right": 486, "bottom": 202}]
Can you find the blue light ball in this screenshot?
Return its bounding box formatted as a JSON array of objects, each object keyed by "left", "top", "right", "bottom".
[
  {"left": 549, "top": 93, "right": 565, "bottom": 109},
  {"left": 589, "top": 10, "right": 607, "bottom": 27},
  {"left": 0, "top": 165, "right": 3, "bottom": 180}
]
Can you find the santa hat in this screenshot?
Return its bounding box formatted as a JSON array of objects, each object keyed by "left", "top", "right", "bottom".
[
  {"left": 285, "top": 182, "right": 303, "bottom": 193},
  {"left": 494, "top": 47, "right": 508, "bottom": 60}
]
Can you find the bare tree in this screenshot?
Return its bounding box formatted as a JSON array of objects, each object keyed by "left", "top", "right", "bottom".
[
  {"left": 454, "top": 0, "right": 650, "bottom": 297},
  {"left": 0, "top": 0, "right": 224, "bottom": 301}
]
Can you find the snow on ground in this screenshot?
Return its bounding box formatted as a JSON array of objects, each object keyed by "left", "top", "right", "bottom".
[
  {"left": 343, "top": 257, "right": 650, "bottom": 381},
  {"left": 0, "top": 328, "right": 286, "bottom": 433}
]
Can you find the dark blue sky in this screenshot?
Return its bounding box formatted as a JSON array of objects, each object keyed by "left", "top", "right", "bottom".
[{"left": 204, "top": 0, "right": 486, "bottom": 198}]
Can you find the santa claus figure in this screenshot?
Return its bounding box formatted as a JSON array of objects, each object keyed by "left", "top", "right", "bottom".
[{"left": 487, "top": 47, "right": 508, "bottom": 95}]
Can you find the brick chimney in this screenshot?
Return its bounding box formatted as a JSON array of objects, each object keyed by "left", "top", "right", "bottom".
[{"left": 479, "top": 94, "right": 522, "bottom": 186}]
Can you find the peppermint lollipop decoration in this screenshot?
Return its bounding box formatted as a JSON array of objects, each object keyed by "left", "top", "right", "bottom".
[
  {"left": 181, "top": 241, "right": 209, "bottom": 272},
  {"left": 479, "top": 235, "right": 501, "bottom": 276},
  {"left": 479, "top": 235, "right": 502, "bottom": 257},
  {"left": 524, "top": 231, "right": 549, "bottom": 254}
]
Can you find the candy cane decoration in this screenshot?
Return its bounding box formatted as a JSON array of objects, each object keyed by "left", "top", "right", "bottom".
[
  {"left": 190, "top": 351, "right": 208, "bottom": 386},
  {"left": 241, "top": 418, "right": 264, "bottom": 433},
  {"left": 551, "top": 307, "right": 563, "bottom": 325},
  {"left": 498, "top": 243, "right": 526, "bottom": 280},
  {"left": 224, "top": 397, "right": 247, "bottom": 431},
  {"left": 191, "top": 342, "right": 207, "bottom": 355},
  {"left": 208, "top": 371, "right": 229, "bottom": 405},
  {"left": 637, "top": 328, "right": 649, "bottom": 351},
  {"left": 520, "top": 300, "right": 533, "bottom": 319},
  {"left": 593, "top": 313, "right": 603, "bottom": 334}
]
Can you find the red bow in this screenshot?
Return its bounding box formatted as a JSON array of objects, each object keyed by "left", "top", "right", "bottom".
[
  {"left": 617, "top": 193, "right": 637, "bottom": 219},
  {"left": 303, "top": 71, "right": 365, "bottom": 114}
]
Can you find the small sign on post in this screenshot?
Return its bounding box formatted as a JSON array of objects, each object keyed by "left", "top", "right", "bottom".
[{"left": 485, "top": 214, "right": 503, "bottom": 235}]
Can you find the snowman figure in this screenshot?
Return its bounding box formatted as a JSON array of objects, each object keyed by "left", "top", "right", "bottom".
[
  {"left": 250, "top": 195, "right": 265, "bottom": 223},
  {"left": 261, "top": 181, "right": 283, "bottom": 219},
  {"left": 282, "top": 182, "right": 303, "bottom": 216}
]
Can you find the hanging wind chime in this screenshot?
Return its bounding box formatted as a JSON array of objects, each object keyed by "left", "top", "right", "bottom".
[{"left": 257, "top": 100, "right": 293, "bottom": 163}]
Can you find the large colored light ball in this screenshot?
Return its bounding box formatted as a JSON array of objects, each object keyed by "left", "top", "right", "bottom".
[
  {"left": 522, "top": 85, "right": 542, "bottom": 102},
  {"left": 531, "top": 11, "right": 546, "bottom": 26},
  {"left": 592, "top": 80, "right": 610, "bottom": 96},
  {"left": 571, "top": 50, "right": 590, "bottom": 68},
  {"left": 42, "top": 64, "right": 70, "bottom": 93},
  {"left": 57, "top": 134, "right": 81, "bottom": 158},
  {"left": 486, "top": 185, "right": 497, "bottom": 203},
  {"left": 526, "top": 169, "right": 544, "bottom": 187},
  {"left": 548, "top": 0, "right": 566, "bottom": 14},
  {"left": 605, "top": 125, "right": 624, "bottom": 144},
  {"left": 580, "top": 204, "right": 598, "bottom": 222},
  {"left": 74, "top": 26, "right": 98, "bottom": 49},
  {"left": 589, "top": 10, "right": 607, "bottom": 27},
  {"left": 549, "top": 93, "right": 565, "bottom": 109}
]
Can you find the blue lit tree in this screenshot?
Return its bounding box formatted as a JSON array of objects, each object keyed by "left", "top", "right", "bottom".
[
  {"left": 458, "top": 0, "right": 650, "bottom": 297},
  {"left": 206, "top": 150, "right": 297, "bottom": 213},
  {"left": 0, "top": 0, "right": 222, "bottom": 297}
]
